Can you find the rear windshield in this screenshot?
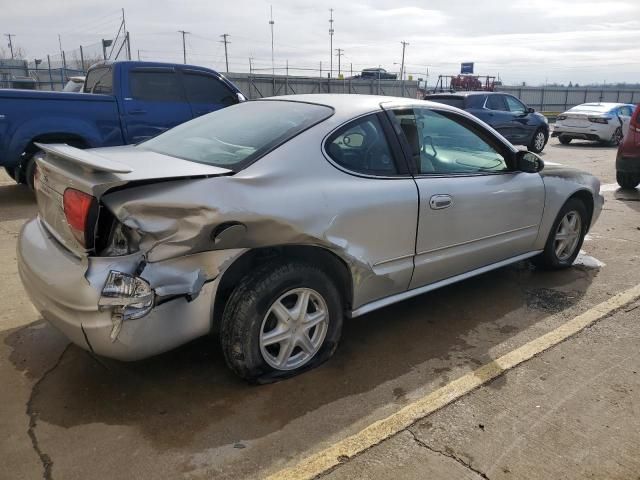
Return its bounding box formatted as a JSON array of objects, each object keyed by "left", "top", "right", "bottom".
[
  {"left": 426, "top": 97, "right": 465, "bottom": 109},
  {"left": 139, "top": 100, "right": 333, "bottom": 170},
  {"left": 569, "top": 104, "right": 610, "bottom": 113}
]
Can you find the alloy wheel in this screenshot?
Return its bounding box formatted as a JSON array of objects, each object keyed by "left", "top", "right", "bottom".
[
  {"left": 534, "top": 131, "right": 546, "bottom": 151},
  {"left": 611, "top": 127, "right": 623, "bottom": 146},
  {"left": 259, "top": 288, "right": 329, "bottom": 370},
  {"left": 554, "top": 210, "right": 582, "bottom": 261}
]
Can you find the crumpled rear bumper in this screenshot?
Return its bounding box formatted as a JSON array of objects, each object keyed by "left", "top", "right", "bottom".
[{"left": 17, "top": 218, "right": 223, "bottom": 361}]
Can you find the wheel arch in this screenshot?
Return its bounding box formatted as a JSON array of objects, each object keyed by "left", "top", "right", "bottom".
[{"left": 212, "top": 245, "right": 354, "bottom": 334}]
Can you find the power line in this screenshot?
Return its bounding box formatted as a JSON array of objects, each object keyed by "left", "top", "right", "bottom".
[
  {"left": 220, "top": 33, "right": 230, "bottom": 72},
  {"left": 178, "top": 30, "right": 190, "bottom": 64}
]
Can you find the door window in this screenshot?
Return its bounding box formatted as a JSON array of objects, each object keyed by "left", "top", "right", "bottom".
[
  {"left": 326, "top": 114, "right": 397, "bottom": 175},
  {"left": 183, "top": 72, "right": 238, "bottom": 106},
  {"left": 485, "top": 95, "right": 508, "bottom": 111},
  {"left": 84, "top": 66, "right": 112, "bottom": 94},
  {"left": 505, "top": 95, "right": 527, "bottom": 114},
  {"left": 394, "top": 108, "right": 509, "bottom": 175},
  {"left": 129, "top": 70, "right": 184, "bottom": 102}
]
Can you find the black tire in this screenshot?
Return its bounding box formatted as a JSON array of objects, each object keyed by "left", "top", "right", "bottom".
[
  {"left": 534, "top": 198, "right": 588, "bottom": 270},
  {"left": 609, "top": 127, "right": 623, "bottom": 146},
  {"left": 616, "top": 171, "right": 640, "bottom": 190},
  {"left": 22, "top": 150, "right": 45, "bottom": 190},
  {"left": 3, "top": 166, "right": 17, "bottom": 182},
  {"left": 220, "top": 261, "right": 344, "bottom": 383},
  {"left": 528, "top": 128, "right": 547, "bottom": 153},
  {"left": 558, "top": 136, "right": 572, "bottom": 145}
]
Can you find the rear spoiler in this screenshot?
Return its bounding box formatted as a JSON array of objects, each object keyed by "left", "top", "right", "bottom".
[{"left": 35, "top": 143, "right": 133, "bottom": 173}]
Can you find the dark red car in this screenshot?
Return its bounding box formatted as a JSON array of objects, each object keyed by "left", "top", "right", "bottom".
[{"left": 617, "top": 104, "right": 640, "bottom": 189}]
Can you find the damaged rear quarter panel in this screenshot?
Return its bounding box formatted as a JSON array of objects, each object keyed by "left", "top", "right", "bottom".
[{"left": 101, "top": 125, "right": 420, "bottom": 309}]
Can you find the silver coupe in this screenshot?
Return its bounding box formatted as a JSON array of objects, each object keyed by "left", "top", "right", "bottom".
[{"left": 18, "top": 94, "right": 603, "bottom": 382}]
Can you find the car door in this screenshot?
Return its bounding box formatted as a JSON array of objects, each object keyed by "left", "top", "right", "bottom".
[
  {"left": 323, "top": 112, "right": 419, "bottom": 306},
  {"left": 121, "top": 67, "right": 193, "bottom": 144},
  {"left": 482, "top": 94, "right": 516, "bottom": 141},
  {"left": 181, "top": 69, "right": 241, "bottom": 118},
  {"left": 504, "top": 94, "right": 533, "bottom": 143},
  {"left": 387, "top": 106, "right": 545, "bottom": 289}
]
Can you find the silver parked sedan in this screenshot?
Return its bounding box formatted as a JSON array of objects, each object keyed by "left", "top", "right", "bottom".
[{"left": 18, "top": 94, "right": 603, "bottom": 382}]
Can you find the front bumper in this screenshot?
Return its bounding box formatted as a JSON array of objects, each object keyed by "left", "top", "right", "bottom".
[{"left": 17, "top": 218, "right": 219, "bottom": 361}]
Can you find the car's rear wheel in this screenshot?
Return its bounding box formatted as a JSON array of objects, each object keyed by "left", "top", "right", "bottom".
[
  {"left": 616, "top": 171, "right": 640, "bottom": 190},
  {"left": 609, "top": 127, "right": 623, "bottom": 146},
  {"left": 220, "top": 261, "right": 343, "bottom": 383},
  {"left": 529, "top": 128, "right": 547, "bottom": 153},
  {"left": 558, "top": 135, "right": 572, "bottom": 145},
  {"left": 534, "top": 198, "right": 588, "bottom": 269}
]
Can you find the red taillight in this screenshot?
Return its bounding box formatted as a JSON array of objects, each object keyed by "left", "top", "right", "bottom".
[
  {"left": 63, "top": 188, "right": 96, "bottom": 247},
  {"left": 588, "top": 117, "right": 609, "bottom": 124}
]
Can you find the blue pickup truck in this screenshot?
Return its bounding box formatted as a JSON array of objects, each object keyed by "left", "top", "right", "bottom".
[{"left": 0, "top": 61, "right": 245, "bottom": 186}]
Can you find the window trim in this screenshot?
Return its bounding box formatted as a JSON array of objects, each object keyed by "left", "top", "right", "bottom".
[
  {"left": 387, "top": 106, "right": 518, "bottom": 178},
  {"left": 321, "top": 111, "right": 412, "bottom": 179}
]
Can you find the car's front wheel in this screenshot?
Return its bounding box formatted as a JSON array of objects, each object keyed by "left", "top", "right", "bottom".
[
  {"left": 220, "top": 262, "right": 343, "bottom": 383},
  {"left": 616, "top": 171, "right": 640, "bottom": 190},
  {"left": 534, "top": 198, "right": 588, "bottom": 269},
  {"left": 529, "top": 128, "right": 547, "bottom": 153}
]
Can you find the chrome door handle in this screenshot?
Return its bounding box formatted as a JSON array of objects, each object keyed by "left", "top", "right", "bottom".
[{"left": 429, "top": 194, "right": 453, "bottom": 210}]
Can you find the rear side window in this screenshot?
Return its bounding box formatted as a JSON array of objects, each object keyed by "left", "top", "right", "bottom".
[
  {"left": 84, "top": 67, "right": 112, "bottom": 94},
  {"left": 183, "top": 72, "right": 238, "bottom": 106},
  {"left": 129, "top": 70, "right": 184, "bottom": 102},
  {"left": 325, "top": 114, "right": 397, "bottom": 176},
  {"left": 427, "top": 97, "right": 465, "bottom": 109},
  {"left": 486, "top": 95, "right": 508, "bottom": 111}
]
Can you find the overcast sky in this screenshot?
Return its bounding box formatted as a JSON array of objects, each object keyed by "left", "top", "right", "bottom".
[{"left": 3, "top": 0, "right": 640, "bottom": 85}]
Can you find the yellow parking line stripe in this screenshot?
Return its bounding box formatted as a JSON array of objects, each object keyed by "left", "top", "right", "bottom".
[{"left": 265, "top": 283, "right": 640, "bottom": 480}]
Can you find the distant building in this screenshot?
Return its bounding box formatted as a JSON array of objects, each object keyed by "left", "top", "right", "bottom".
[{"left": 0, "top": 59, "right": 36, "bottom": 89}]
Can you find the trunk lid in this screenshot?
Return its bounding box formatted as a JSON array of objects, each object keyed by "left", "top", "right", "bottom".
[
  {"left": 562, "top": 113, "right": 592, "bottom": 128},
  {"left": 34, "top": 143, "right": 232, "bottom": 256}
]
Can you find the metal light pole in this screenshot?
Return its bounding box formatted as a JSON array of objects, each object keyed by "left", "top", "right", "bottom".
[
  {"left": 329, "top": 8, "right": 334, "bottom": 78},
  {"left": 269, "top": 5, "right": 275, "bottom": 76}
]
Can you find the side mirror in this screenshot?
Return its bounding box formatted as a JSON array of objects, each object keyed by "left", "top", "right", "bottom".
[
  {"left": 527, "top": 107, "right": 535, "bottom": 113},
  {"left": 515, "top": 150, "right": 544, "bottom": 173}
]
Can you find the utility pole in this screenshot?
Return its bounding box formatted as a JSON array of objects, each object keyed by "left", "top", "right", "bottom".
[
  {"left": 335, "top": 48, "right": 344, "bottom": 77},
  {"left": 178, "top": 30, "right": 190, "bottom": 64},
  {"left": 400, "top": 41, "right": 409, "bottom": 81},
  {"left": 122, "top": 8, "right": 131, "bottom": 60},
  {"left": 269, "top": 5, "right": 275, "bottom": 76},
  {"left": 220, "top": 33, "right": 230, "bottom": 72},
  {"left": 5, "top": 34, "right": 15, "bottom": 59},
  {"left": 328, "top": 8, "right": 334, "bottom": 78}
]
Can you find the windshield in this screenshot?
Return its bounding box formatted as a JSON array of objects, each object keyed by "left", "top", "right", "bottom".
[{"left": 139, "top": 100, "right": 333, "bottom": 170}]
